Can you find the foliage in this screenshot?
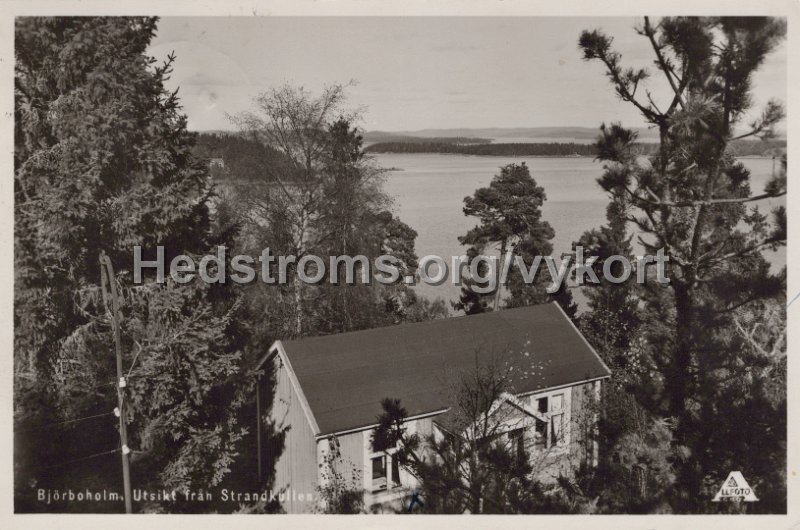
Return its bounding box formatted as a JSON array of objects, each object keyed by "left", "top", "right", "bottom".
[
  {"left": 366, "top": 141, "right": 597, "bottom": 156},
  {"left": 364, "top": 139, "right": 785, "bottom": 157},
  {"left": 228, "top": 84, "right": 447, "bottom": 343},
  {"left": 363, "top": 134, "right": 493, "bottom": 145},
  {"left": 314, "top": 437, "right": 365, "bottom": 514},
  {"left": 193, "top": 132, "right": 284, "bottom": 181},
  {"left": 14, "top": 17, "right": 250, "bottom": 511},
  {"left": 454, "top": 162, "right": 576, "bottom": 316},
  {"left": 220, "top": 84, "right": 448, "bottom": 514},
  {"left": 577, "top": 197, "right": 640, "bottom": 359},
  {"left": 372, "top": 354, "right": 586, "bottom": 514},
  {"left": 578, "top": 16, "right": 786, "bottom": 513}
]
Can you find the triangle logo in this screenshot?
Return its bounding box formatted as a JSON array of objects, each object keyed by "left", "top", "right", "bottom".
[{"left": 712, "top": 471, "right": 759, "bottom": 502}]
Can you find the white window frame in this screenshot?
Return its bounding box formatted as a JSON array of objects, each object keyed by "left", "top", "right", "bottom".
[
  {"left": 369, "top": 454, "right": 389, "bottom": 492},
  {"left": 529, "top": 387, "right": 571, "bottom": 452},
  {"left": 365, "top": 432, "right": 403, "bottom": 493}
]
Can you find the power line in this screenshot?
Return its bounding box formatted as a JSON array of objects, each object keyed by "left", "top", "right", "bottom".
[
  {"left": 787, "top": 291, "right": 800, "bottom": 309},
  {"left": 17, "top": 448, "right": 121, "bottom": 473},
  {"left": 126, "top": 344, "right": 143, "bottom": 379},
  {"left": 15, "top": 411, "right": 116, "bottom": 435}
]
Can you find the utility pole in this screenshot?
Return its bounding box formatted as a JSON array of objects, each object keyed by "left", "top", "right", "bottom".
[
  {"left": 100, "top": 251, "right": 133, "bottom": 514},
  {"left": 256, "top": 378, "right": 262, "bottom": 482}
]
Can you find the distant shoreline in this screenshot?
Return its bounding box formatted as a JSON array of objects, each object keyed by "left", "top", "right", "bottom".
[
  {"left": 372, "top": 152, "right": 779, "bottom": 160},
  {"left": 374, "top": 153, "right": 592, "bottom": 159}
]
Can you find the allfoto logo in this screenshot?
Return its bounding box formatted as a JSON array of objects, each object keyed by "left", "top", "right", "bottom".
[{"left": 712, "top": 471, "right": 759, "bottom": 502}]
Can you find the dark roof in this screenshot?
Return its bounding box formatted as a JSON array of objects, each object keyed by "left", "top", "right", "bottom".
[{"left": 277, "top": 303, "right": 610, "bottom": 436}]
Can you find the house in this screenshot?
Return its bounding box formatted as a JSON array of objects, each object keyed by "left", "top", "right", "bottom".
[{"left": 255, "top": 302, "right": 611, "bottom": 513}]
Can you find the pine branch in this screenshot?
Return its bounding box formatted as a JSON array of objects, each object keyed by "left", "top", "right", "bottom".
[
  {"left": 643, "top": 17, "right": 685, "bottom": 111},
  {"left": 638, "top": 186, "right": 785, "bottom": 208}
]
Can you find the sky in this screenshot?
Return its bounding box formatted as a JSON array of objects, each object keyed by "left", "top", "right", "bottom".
[{"left": 148, "top": 17, "right": 787, "bottom": 132}]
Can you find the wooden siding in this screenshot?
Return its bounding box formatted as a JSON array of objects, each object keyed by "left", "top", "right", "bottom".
[
  {"left": 516, "top": 382, "right": 602, "bottom": 481},
  {"left": 269, "top": 374, "right": 603, "bottom": 512},
  {"left": 325, "top": 430, "right": 364, "bottom": 487},
  {"left": 569, "top": 380, "right": 599, "bottom": 468},
  {"left": 270, "top": 354, "right": 319, "bottom": 513},
  {"left": 326, "top": 419, "right": 437, "bottom": 512}
]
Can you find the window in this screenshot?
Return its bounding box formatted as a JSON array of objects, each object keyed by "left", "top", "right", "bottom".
[
  {"left": 550, "top": 393, "right": 565, "bottom": 446},
  {"left": 551, "top": 393, "right": 563, "bottom": 412},
  {"left": 531, "top": 390, "right": 570, "bottom": 450},
  {"left": 550, "top": 413, "right": 564, "bottom": 446},
  {"left": 478, "top": 431, "right": 502, "bottom": 449},
  {"left": 371, "top": 455, "right": 387, "bottom": 491},
  {"left": 391, "top": 456, "right": 400, "bottom": 486},
  {"left": 508, "top": 428, "right": 525, "bottom": 463},
  {"left": 534, "top": 419, "right": 547, "bottom": 447},
  {"left": 371, "top": 453, "right": 400, "bottom": 491}
]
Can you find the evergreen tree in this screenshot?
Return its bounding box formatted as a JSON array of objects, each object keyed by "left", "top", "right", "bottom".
[
  {"left": 577, "top": 196, "right": 640, "bottom": 359},
  {"left": 579, "top": 17, "right": 786, "bottom": 512},
  {"left": 15, "top": 17, "right": 248, "bottom": 511},
  {"left": 455, "top": 162, "right": 575, "bottom": 315}
]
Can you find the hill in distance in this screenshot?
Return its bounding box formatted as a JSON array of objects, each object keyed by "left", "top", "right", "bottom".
[
  {"left": 363, "top": 126, "right": 785, "bottom": 144},
  {"left": 195, "top": 126, "right": 784, "bottom": 144},
  {"left": 190, "top": 127, "right": 656, "bottom": 142},
  {"left": 363, "top": 126, "right": 661, "bottom": 143}
]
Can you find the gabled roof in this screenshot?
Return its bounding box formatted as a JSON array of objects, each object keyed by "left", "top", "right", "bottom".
[
  {"left": 266, "top": 302, "right": 610, "bottom": 437},
  {"left": 432, "top": 392, "right": 547, "bottom": 435}
]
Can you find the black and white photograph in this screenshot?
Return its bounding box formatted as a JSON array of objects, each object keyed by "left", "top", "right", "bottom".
[{"left": 6, "top": 2, "right": 797, "bottom": 525}]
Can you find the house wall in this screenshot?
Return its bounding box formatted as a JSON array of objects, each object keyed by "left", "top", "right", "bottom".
[
  {"left": 319, "top": 429, "right": 364, "bottom": 490},
  {"left": 521, "top": 381, "right": 603, "bottom": 482},
  {"left": 331, "top": 385, "right": 603, "bottom": 511},
  {"left": 367, "top": 417, "right": 435, "bottom": 512},
  {"left": 319, "top": 418, "right": 437, "bottom": 513},
  {"left": 569, "top": 380, "right": 600, "bottom": 467},
  {"left": 270, "top": 377, "right": 603, "bottom": 513},
  {"left": 270, "top": 354, "right": 319, "bottom": 513}
]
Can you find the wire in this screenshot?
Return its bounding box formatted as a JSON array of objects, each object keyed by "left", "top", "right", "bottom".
[
  {"left": 787, "top": 291, "right": 800, "bottom": 309},
  {"left": 15, "top": 411, "right": 116, "bottom": 435},
  {"left": 126, "top": 343, "right": 143, "bottom": 379},
  {"left": 17, "top": 448, "right": 121, "bottom": 473}
]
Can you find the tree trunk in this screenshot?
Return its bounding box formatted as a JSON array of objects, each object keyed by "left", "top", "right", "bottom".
[
  {"left": 670, "top": 279, "right": 705, "bottom": 511},
  {"left": 492, "top": 241, "right": 506, "bottom": 311},
  {"left": 294, "top": 275, "right": 303, "bottom": 337},
  {"left": 670, "top": 281, "right": 693, "bottom": 426}
]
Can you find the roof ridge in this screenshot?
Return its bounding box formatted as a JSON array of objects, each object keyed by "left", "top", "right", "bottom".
[
  {"left": 280, "top": 303, "right": 553, "bottom": 346},
  {"left": 269, "top": 302, "right": 611, "bottom": 435}
]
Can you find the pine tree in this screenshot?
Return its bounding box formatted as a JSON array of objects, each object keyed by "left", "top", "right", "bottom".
[
  {"left": 455, "top": 162, "right": 575, "bottom": 315},
  {"left": 579, "top": 17, "right": 786, "bottom": 512},
  {"left": 577, "top": 196, "right": 640, "bottom": 359}
]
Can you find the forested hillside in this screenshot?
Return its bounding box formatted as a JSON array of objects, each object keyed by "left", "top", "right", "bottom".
[{"left": 364, "top": 138, "right": 786, "bottom": 157}]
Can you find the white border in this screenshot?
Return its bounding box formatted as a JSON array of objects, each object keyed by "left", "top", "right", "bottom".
[{"left": 0, "top": 2, "right": 796, "bottom": 530}]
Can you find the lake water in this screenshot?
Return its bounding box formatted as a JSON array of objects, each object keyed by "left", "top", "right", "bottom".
[{"left": 376, "top": 153, "right": 785, "bottom": 308}]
